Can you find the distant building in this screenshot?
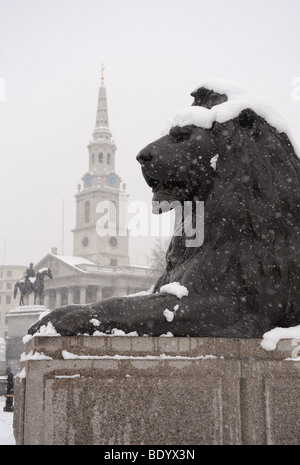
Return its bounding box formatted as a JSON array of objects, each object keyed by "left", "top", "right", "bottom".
[
  {"left": 0, "top": 337, "right": 6, "bottom": 392},
  {"left": 35, "top": 69, "right": 158, "bottom": 309},
  {"left": 0, "top": 265, "right": 29, "bottom": 338}
]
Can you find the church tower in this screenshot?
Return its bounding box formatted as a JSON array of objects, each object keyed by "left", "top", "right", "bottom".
[{"left": 73, "top": 66, "right": 130, "bottom": 266}]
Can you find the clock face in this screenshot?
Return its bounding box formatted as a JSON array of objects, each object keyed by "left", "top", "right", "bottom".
[
  {"left": 82, "top": 237, "right": 89, "bottom": 247},
  {"left": 109, "top": 237, "right": 118, "bottom": 248},
  {"left": 85, "top": 176, "right": 92, "bottom": 187},
  {"left": 107, "top": 174, "right": 117, "bottom": 187}
]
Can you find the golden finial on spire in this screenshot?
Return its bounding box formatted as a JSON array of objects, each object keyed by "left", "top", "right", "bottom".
[{"left": 101, "top": 63, "right": 105, "bottom": 86}]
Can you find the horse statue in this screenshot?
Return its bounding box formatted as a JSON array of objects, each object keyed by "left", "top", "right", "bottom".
[{"left": 14, "top": 268, "right": 53, "bottom": 306}]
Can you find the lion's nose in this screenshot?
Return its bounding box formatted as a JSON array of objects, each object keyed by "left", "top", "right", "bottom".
[{"left": 136, "top": 150, "right": 153, "bottom": 164}]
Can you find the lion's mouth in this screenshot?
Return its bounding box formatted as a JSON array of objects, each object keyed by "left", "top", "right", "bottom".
[
  {"left": 144, "top": 174, "right": 160, "bottom": 190},
  {"left": 144, "top": 173, "right": 188, "bottom": 193},
  {"left": 143, "top": 172, "right": 190, "bottom": 209}
]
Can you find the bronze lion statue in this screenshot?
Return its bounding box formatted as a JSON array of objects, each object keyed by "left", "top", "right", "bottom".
[{"left": 29, "top": 80, "right": 300, "bottom": 338}]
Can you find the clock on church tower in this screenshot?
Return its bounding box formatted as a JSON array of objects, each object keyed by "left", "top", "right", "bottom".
[
  {"left": 72, "top": 70, "right": 129, "bottom": 267},
  {"left": 84, "top": 175, "right": 93, "bottom": 188},
  {"left": 107, "top": 174, "right": 117, "bottom": 187}
]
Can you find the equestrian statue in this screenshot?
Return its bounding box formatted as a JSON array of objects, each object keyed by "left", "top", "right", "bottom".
[{"left": 14, "top": 264, "right": 53, "bottom": 306}]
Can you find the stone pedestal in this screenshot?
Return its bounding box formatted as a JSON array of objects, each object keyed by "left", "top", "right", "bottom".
[
  {"left": 5, "top": 306, "right": 50, "bottom": 374},
  {"left": 13, "top": 336, "right": 300, "bottom": 445}
]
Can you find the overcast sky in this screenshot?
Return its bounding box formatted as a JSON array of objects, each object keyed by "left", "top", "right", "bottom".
[{"left": 0, "top": 0, "right": 299, "bottom": 266}]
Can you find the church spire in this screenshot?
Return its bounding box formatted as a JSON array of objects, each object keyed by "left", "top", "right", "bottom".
[
  {"left": 95, "top": 64, "right": 109, "bottom": 130},
  {"left": 101, "top": 63, "right": 105, "bottom": 87},
  {"left": 87, "top": 66, "right": 116, "bottom": 175}
]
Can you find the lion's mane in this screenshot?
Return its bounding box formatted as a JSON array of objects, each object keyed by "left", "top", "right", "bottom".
[{"left": 160, "top": 83, "right": 300, "bottom": 329}]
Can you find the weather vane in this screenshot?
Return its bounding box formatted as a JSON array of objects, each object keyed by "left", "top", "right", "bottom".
[{"left": 101, "top": 64, "right": 105, "bottom": 86}]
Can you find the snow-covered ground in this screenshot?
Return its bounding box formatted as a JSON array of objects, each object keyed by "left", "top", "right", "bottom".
[{"left": 0, "top": 396, "right": 15, "bottom": 445}]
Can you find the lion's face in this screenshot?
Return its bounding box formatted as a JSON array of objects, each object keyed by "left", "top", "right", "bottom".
[{"left": 136, "top": 125, "right": 218, "bottom": 211}]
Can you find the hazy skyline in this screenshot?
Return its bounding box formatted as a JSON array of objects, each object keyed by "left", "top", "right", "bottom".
[{"left": 0, "top": 0, "right": 299, "bottom": 266}]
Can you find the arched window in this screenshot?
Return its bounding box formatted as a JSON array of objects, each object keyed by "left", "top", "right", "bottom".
[
  {"left": 98, "top": 152, "right": 103, "bottom": 163},
  {"left": 84, "top": 201, "right": 90, "bottom": 223},
  {"left": 107, "top": 153, "right": 111, "bottom": 164}
]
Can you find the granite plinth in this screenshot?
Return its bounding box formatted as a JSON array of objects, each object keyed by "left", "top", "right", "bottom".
[
  {"left": 13, "top": 336, "right": 300, "bottom": 445},
  {"left": 5, "top": 306, "right": 49, "bottom": 374}
]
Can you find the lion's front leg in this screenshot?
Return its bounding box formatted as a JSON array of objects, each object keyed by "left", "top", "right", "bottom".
[
  {"left": 28, "top": 290, "right": 266, "bottom": 338},
  {"left": 28, "top": 304, "right": 92, "bottom": 336},
  {"left": 28, "top": 293, "right": 189, "bottom": 337}
]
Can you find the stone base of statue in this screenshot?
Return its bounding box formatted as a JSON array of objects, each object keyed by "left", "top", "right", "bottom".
[
  {"left": 13, "top": 336, "right": 300, "bottom": 445},
  {"left": 5, "top": 306, "right": 50, "bottom": 375}
]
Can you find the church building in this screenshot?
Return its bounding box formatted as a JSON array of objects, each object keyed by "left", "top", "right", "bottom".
[{"left": 35, "top": 69, "right": 158, "bottom": 310}]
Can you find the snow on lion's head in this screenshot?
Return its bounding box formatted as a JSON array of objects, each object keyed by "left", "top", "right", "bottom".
[{"left": 137, "top": 80, "right": 300, "bottom": 330}]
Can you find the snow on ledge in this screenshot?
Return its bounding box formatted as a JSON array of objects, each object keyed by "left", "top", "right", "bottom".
[
  {"left": 16, "top": 367, "right": 26, "bottom": 379},
  {"left": 23, "top": 321, "right": 61, "bottom": 344},
  {"left": 20, "top": 350, "right": 53, "bottom": 361},
  {"left": 260, "top": 325, "right": 300, "bottom": 351},
  {"left": 92, "top": 328, "right": 139, "bottom": 337},
  {"left": 62, "top": 350, "right": 219, "bottom": 361}
]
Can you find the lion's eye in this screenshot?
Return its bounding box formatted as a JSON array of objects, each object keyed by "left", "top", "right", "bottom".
[
  {"left": 170, "top": 126, "right": 192, "bottom": 142},
  {"left": 177, "top": 133, "right": 190, "bottom": 142}
]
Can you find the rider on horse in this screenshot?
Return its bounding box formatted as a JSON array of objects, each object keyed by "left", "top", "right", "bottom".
[{"left": 24, "top": 263, "right": 35, "bottom": 284}]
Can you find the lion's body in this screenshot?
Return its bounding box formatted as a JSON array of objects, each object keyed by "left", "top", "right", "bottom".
[
  {"left": 154, "top": 113, "right": 300, "bottom": 334},
  {"left": 29, "top": 81, "right": 300, "bottom": 338}
]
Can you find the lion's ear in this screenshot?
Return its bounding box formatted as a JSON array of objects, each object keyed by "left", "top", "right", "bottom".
[
  {"left": 238, "top": 109, "right": 257, "bottom": 128},
  {"left": 238, "top": 109, "right": 259, "bottom": 136}
]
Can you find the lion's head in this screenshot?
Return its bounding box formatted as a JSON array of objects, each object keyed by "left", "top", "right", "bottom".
[
  {"left": 137, "top": 80, "right": 300, "bottom": 329},
  {"left": 137, "top": 123, "right": 218, "bottom": 205}
]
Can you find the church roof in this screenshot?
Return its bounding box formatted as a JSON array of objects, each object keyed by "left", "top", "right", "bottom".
[
  {"left": 34, "top": 252, "right": 154, "bottom": 278},
  {"left": 34, "top": 252, "right": 97, "bottom": 275},
  {"left": 51, "top": 254, "right": 96, "bottom": 270}
]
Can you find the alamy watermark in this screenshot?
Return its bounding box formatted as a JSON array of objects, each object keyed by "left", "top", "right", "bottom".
[
  {"left": 290, "top": 338, "right": 300, "bottom": 359},
  {"left": 291, "top": 77, "right": 300, "bottom": 102},
  {"left": 95, "top": 195, "right": 204, "bottom": 247}
]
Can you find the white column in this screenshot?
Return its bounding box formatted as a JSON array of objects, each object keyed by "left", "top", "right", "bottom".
[
  {"left": 96, "top": 287, "right": 102, "bottom": 302},
  {"left": 44, "top": 293, "right": 50, "bottom": 309},
  {"left": 67, "top": 288, "right": 73, "bottom": 305},
  {"left": 56, "top": 290, "right": 62, "bottom": 307},
  {"left": 80, "top": 287, "right": 86, "bottom": 305}
]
